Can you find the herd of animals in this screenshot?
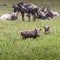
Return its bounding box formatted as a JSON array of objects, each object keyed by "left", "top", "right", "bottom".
[
  {"left": 0, "top": 2, "right": 59, "bottom": 39},
  {"left": 0, "top": 2, "right": 59, "bottom": 21}
]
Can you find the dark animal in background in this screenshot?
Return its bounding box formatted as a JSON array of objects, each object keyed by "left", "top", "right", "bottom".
[
  {"left": 42, "top": 7, "right": 53, "bottom": 19},
  {"left": 43, "top": 26, "right": 50, "bottom": 34},
  {"left": 21, "top": 28, "right": 42, "bottom": 39},
  {"left": 13, "top": 2, "right": 38, "bottom": 21},
  {"left": 37, "top": 7, "right": 53, "bottom": 20}
]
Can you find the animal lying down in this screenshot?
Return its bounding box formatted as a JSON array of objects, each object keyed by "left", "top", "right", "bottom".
[
  {"left": 0, "top": 12, "right": 18, "bottom": 20},
  {"left": 50, "top": 10, "right": 59, "bottom": 16},
  {"left": 37, "top": 8, "right": 53, "bottom": 20},
  {"left": 21, "top": 28, "right": 42, "bottom": 39}
]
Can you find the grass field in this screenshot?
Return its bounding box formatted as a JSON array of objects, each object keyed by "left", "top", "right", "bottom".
[{"left": 0, "top": 0, "right": 60, "bottom": 60}]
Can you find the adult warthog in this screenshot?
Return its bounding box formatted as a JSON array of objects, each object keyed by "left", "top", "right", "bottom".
[
  {"left": 21, "top": 28, "right": 42, "bottom": 39},
  {"left": 13, "top": 2, "right": 38, "bottom": 21}
]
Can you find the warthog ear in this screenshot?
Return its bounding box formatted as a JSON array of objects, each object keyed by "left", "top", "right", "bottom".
[{"left": 35, "top": 28, "right": 42, "bottom": 31}]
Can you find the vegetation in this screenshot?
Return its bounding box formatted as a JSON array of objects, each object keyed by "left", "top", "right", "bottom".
[{"left": 0, "top": 0, "right": 60, "bottom": 60}]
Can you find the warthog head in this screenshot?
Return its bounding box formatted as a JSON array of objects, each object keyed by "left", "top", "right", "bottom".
[{"left": 43, "top": 26, "right": 50, "bottom": 34}]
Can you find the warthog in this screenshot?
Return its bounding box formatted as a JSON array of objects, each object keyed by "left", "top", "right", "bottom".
[
  {"left": 21, "top": 28, "right": 42, "bottom": 39},
  {"left": 43, "top": 26, "right": 50, "bottom": 34}
]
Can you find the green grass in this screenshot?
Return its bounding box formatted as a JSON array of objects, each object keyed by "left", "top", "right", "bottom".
[{"left": 0, "top": 0, "right": 60, "bottom": 60}]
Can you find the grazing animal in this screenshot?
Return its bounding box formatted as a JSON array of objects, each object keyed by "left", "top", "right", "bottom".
[
  {"left": 43, "top": 26, "right": 50, "bottom": 34},
  {"left": 0, "top": 12, "right": 18, "bottom": 20},
  {"left": 21, "top": 28, "right": 42, "bottom": 39},
  {"left": 13, "top": 2, "right": 38, "bottom": 21}
]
